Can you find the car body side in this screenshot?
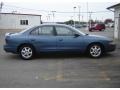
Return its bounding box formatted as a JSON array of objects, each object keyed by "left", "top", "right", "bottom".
[{"left": 4, "top": 24, "right": 115, "bottom": 55}]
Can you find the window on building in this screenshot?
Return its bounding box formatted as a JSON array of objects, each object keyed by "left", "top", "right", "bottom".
[{"left": 20, "top": 20, "right": 28, "bottom": 25}]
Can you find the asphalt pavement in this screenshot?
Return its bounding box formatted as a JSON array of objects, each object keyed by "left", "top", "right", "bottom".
[{"left": 0, "top": 28, "right": 120, "bottom": 88}]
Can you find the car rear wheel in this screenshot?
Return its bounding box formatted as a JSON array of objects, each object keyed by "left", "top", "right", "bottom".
[
  {"left": 19, "top": 45, "right": 34, "bottom": 60},
  {"left": 88, "top": 44, "right": 102, "bottom": 58}
]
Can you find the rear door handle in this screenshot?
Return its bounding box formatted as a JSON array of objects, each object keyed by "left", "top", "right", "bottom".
[{"left": 59, "top": 39, "right": 63, "bottom": 41}]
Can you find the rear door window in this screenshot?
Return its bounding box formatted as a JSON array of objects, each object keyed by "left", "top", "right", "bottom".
[{"left": 30, "top": 26, "right": 54, "bottom": 36}]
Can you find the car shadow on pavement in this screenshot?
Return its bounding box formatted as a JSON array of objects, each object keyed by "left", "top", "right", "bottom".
[
  {"left": 34, "top": 52, "right": 115, "bottom": 60},
  {"left": 4, "top": 52, "right": 115, "bottom": 61},
  {"left": 35, "top": 53, "right": 86, "bottom": 59}
]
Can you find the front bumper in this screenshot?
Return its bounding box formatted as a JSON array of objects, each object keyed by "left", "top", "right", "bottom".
[
  {"left": 106, "top": 43, "right": 116, "bottom": 52},
  {"left": 4, "top": 45, "right": 18, "bottom": 54}
]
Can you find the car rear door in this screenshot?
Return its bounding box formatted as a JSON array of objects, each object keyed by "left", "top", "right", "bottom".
[{"left": 29, "top": 25, "right": 57, "bottom": 52}]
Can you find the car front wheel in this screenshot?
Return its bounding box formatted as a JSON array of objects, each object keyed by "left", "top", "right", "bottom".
[
  {"left": 88, "top": 44, "right": 102, "bottom": 58},
  {"left": 19, "top": 45, "right": 34, "bottom": 60}
]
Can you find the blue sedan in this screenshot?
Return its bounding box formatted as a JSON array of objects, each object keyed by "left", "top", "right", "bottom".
[{"left": 4, "top": 24, "right": 116, "bottom": 60}]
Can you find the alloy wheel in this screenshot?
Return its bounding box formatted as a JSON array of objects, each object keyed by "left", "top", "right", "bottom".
[
  {"left": 89, "top": 45, "right": 102, "bottom": 58},
  {"left": 20, "top": 46, "right": 33, "bottom": 59}
]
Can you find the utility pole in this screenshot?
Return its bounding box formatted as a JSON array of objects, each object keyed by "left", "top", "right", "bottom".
[
  {"left": 73, "top": 6, "right": 76, "bottom": 27},
  {"left": 51, "top": 11, "right": 56, "bottom": 23},
  {"left": 48, "top": 14, "right": 51, "bottom": 22},
  {"left": 70, "top": 16, "right": 73, "bottom": 25},
  {"left": 78, "top": 5, "right": 81, "bottom": 26},
  {"left": 46, "top": 16, "right": 49, "bottom": 22},
  {"left": 0, "top": 2, "right": 4, "bottom": 19},
  {"left": 82, "top": 15, "right": 83, "bottom": 22},
  {"left": 86, "top": 2, "right": 89, "bottom": 30},
  {"left": 0, "top": 2, "right": 3, "bottom": 12},
  {"left": 89, "top": 12, "right": 92, "bottom": 29}
]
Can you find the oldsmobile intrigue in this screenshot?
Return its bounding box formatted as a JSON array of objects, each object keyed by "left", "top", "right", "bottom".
[{"left": 4, "top": 24, "right": 116, "bottom": 60}]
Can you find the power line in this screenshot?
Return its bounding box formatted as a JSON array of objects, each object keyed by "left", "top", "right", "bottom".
[
  {"left": 5, "top": 4, "right": 49, "bottom": 12},
  {"left": 4, "top": 4, "right": 112, "bottom": 14},
  {"left": 50, "top": 11, "right": 111, "bottom": 14}
]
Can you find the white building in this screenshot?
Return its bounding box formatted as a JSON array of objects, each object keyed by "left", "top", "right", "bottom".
[
  {"left": 0, "top": 13, "right": 42, "bottom": 30},
  {"left": 107, "top": 3, "right": 120, "bottom": 40}
]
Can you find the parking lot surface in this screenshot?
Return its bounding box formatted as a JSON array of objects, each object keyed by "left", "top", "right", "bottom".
[{"left": 0, "top": 28, "right": 120, "bottom": 88}]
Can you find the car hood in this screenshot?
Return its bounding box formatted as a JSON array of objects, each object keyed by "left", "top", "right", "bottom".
[
  {"left": 86, "top": 34, "right": 112, "bottom": 41},
  {"left": 5, "top": 32, "right": 20, "bottom": 36}
]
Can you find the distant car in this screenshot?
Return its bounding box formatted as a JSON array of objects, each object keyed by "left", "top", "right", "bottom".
[
  {"left": 82, "top": 24, "right": 87, "bottom": 27},
  {"left": 109, "top": 23, "right": 114, "bottom": 28},
  {"left": 4, "top": 24, "right": 116, "bottom": 60},
  {"left": 75, "top": 24, "right": 82, "bottom": 28},
  {"left": 89, "top": 24, "right": 105, "bottom": 31}
]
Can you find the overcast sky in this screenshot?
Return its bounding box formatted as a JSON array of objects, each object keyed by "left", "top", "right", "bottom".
[{"left": 0, "top": 0, "right": 119, "bottom": 22}]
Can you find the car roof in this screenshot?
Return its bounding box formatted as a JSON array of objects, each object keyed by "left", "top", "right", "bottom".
[
  {"left": 36, "top": 23, "right": 71, "bottom": 27},
  {"left": 21, "top": 23, "right": 85, "bottom": 36}
]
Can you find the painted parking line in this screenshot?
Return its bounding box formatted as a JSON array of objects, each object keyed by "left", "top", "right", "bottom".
[
  {"left": 100, "top": 71, "right": 111, "bottom": 81},
  {"left": 91, "top": 59, "right": 111, "bottom": 81},
  {"left": 56, "top": 60, "right": 64, "bottom": 81}
]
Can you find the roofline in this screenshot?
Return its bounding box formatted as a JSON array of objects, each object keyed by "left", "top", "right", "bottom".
[
  {"left": 0, "top": 13, "right": 42, "bottom": 16},
  {"left": 107, "top": 3, "right": 120, "bottom": 9}
]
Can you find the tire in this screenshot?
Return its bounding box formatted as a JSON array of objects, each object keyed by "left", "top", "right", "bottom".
[
  {"left": 102, "top": 29, "right": 105, "bottom": 31},
  {"left": 88, "top": 44, "right": 103, "bottom": 58},
  {"left": 19, "top": 45, "right": 34, "bottom": 60},
  {"left": 89, "top": 29, "right": 92, "bottom": 32}
]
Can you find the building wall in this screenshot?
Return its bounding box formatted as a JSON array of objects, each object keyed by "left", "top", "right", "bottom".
[{"left": 0, "top": 14, "right": 41, "bottom": 30}]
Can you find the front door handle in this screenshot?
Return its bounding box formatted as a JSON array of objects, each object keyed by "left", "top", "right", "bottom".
[{"left": 31, "top": 39, "right": 36, "bottom": 42}]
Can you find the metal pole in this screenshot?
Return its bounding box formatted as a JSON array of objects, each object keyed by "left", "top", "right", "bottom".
[
  {"left": 73, "top": 6, "right": 76, "bottom": 27},
  {"left": 70, "top": 16, "right": 73, "bottom": 25},
  {"left": 48, "top": 14, "right": 51, "bottom": 22},
  {"left": 39, "top": 15, "right": 42, "bottom": 24},
  {"left": 51, "top": 11, "right": 56, "bottom": 23},
  {"left": 78, "top": 6, "right": 81, "bottom": 26},
  {"left": 89, "top": 12, "right": 92, "bottom": 28},
  {"left": 86, "top": 2, "right": 89, "bottom": 30},
  {"left": 46, "top": 16, "right": 48, "bottom": 22},
  {"left": 82, "top": 15, "right": 83, "bottom": 22},
  {"left": 0, "top": 2, "right": 3, "bottom": 12},
  {"left": 0, "top": 2, "right": 4, "bottom": 19}
]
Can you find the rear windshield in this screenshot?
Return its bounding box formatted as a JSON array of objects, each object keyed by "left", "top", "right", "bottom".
[{"left": 19, "top": 26, "right": 37, "bottom": 34}]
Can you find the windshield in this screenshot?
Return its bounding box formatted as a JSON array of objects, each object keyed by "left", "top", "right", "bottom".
[
  {"left": 67, "top": 25, "right": 86, "bottom": 35},
  {"left": 73, "top": 28, "right": 86, "bottom": 35}
]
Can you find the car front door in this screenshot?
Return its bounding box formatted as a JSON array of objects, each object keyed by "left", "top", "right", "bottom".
[
  {"left": 55, "top": 26, "right": 84, "bottom": 52},
  {"left": 29, "top": 25, "right": 57, "bottom": 52}
]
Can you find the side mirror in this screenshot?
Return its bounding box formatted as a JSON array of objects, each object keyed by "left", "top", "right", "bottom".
[{"left": 74, "top": 33, "right": 80, "bottom": 37}]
